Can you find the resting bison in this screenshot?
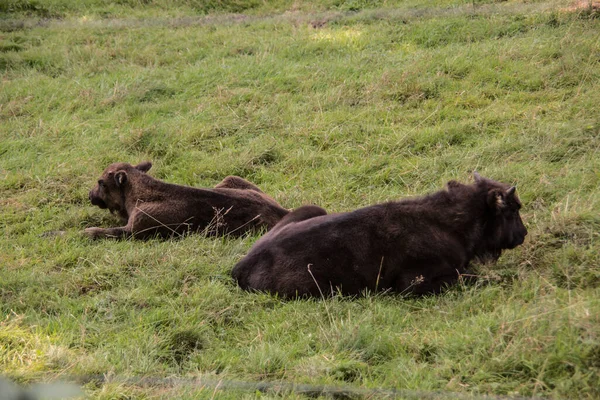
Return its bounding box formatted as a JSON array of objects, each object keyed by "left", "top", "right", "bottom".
[
  {"left": 232, "top": 173, "right": 527, "bottom": 297},
  {"left": 85, "top": 161, "right": 289, "bottom": 239}
]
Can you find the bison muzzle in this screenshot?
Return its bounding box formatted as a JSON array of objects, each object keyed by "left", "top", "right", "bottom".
[
  {"left": 231, "top": 173, "right": 527, "bottom": 297},
  {"left": 85, "top": 161, "right": 289, "bottom": 239}
]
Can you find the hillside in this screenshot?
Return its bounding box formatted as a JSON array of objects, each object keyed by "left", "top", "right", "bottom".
[{"left": 1, "top": 0, "right": 599, "bottom": 398}]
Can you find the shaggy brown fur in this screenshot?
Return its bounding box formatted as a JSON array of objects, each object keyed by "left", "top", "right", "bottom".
[
  {"left": 232, "top": 173, "right": 527, "bottom": 297},
  {"left": 85, "top": 161, "right": 289, "bottom": 239}
]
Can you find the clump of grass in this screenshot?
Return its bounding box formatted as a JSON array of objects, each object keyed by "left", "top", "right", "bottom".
[
  {"left": 159, "top": 329, "right": 206, "bottom": 366},
  {"left": 0, "top": 0, "right": 60, "bottom": 18}
]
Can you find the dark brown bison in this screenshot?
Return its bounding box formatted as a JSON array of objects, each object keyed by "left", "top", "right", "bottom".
[
  {"left": 85, "top": 161, "right": 289, "bottom": 239},
  {"left": 231, "top": 173, "right": 527, "bottom": 297}
]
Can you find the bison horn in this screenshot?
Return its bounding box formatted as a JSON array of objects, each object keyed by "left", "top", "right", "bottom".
[
  {"left": 473, "top": 171, "right": 483, "bottom": 183},
  {"left": 506, "top": 186, "right": 516, "bottom": 197}
]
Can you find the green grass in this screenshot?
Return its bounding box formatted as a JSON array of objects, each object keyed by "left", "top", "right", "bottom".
[
  {"left": 1, "top": 0, "right": 599, "bottom": 398},
  {"left": 0, "top": 0, "right": 505, "bottom": 20}
]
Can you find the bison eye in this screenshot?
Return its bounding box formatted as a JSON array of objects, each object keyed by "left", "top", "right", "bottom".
[{"left": 98, "top": 180, "right": 104, "bottom": 186}]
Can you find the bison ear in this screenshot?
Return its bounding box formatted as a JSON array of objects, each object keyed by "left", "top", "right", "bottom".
[
  {"left": 114, "top": 171, "right": 127, "bottom": 187},
  {"left": 473, "top": 171, "right": 483, "bottom": 183},
  {"left": 487, "top": 189, "right": 506, "bottom": 213},
  {"left": 134, "top": 161, "right": 152, "bottom": 173}
]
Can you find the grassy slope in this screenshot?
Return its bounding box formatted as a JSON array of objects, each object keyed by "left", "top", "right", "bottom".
[{"left": 1, "top": 0, "right": 599, "bottom": 398}]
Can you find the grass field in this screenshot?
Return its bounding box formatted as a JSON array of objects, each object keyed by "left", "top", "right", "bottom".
[{"left": 1, "top": 0, "right": 599, "bottom": 398}]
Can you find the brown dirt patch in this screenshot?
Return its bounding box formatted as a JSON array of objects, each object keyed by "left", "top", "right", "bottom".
[{"left": 563, "top": 0, "right": 600, "bottom": 12}]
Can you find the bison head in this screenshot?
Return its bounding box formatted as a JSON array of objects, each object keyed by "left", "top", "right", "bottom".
[
  {"left": 88, "top": 161, "right": 152, "bottom": 218},
  {"left": 474, "top": 172, "right": 528, "bottom": 262}
]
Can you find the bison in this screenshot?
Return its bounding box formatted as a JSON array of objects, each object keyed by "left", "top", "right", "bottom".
[
  {"left": 85, "top": 161, "right": 289, "bottom": 239},
  {"left": 231, "top": 173, "right": 527, "bottom": 297}
]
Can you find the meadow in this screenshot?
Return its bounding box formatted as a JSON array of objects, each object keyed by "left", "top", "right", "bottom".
[{"left": 1, "top": 0, "right": 599, "bottom": 398}]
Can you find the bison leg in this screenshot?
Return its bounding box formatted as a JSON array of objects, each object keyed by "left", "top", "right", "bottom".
[
  {"left": 270, "top": 205, "right": 327, "bottom": 232},
  {"left": 214, "top": 176, "right": 263, "bottom": 192},
  {"left": 83, "top": 226, "right": 132, "bottom": 240},
  {"left": 407, "top": 271, "right": 463, "bottom": 295}
]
